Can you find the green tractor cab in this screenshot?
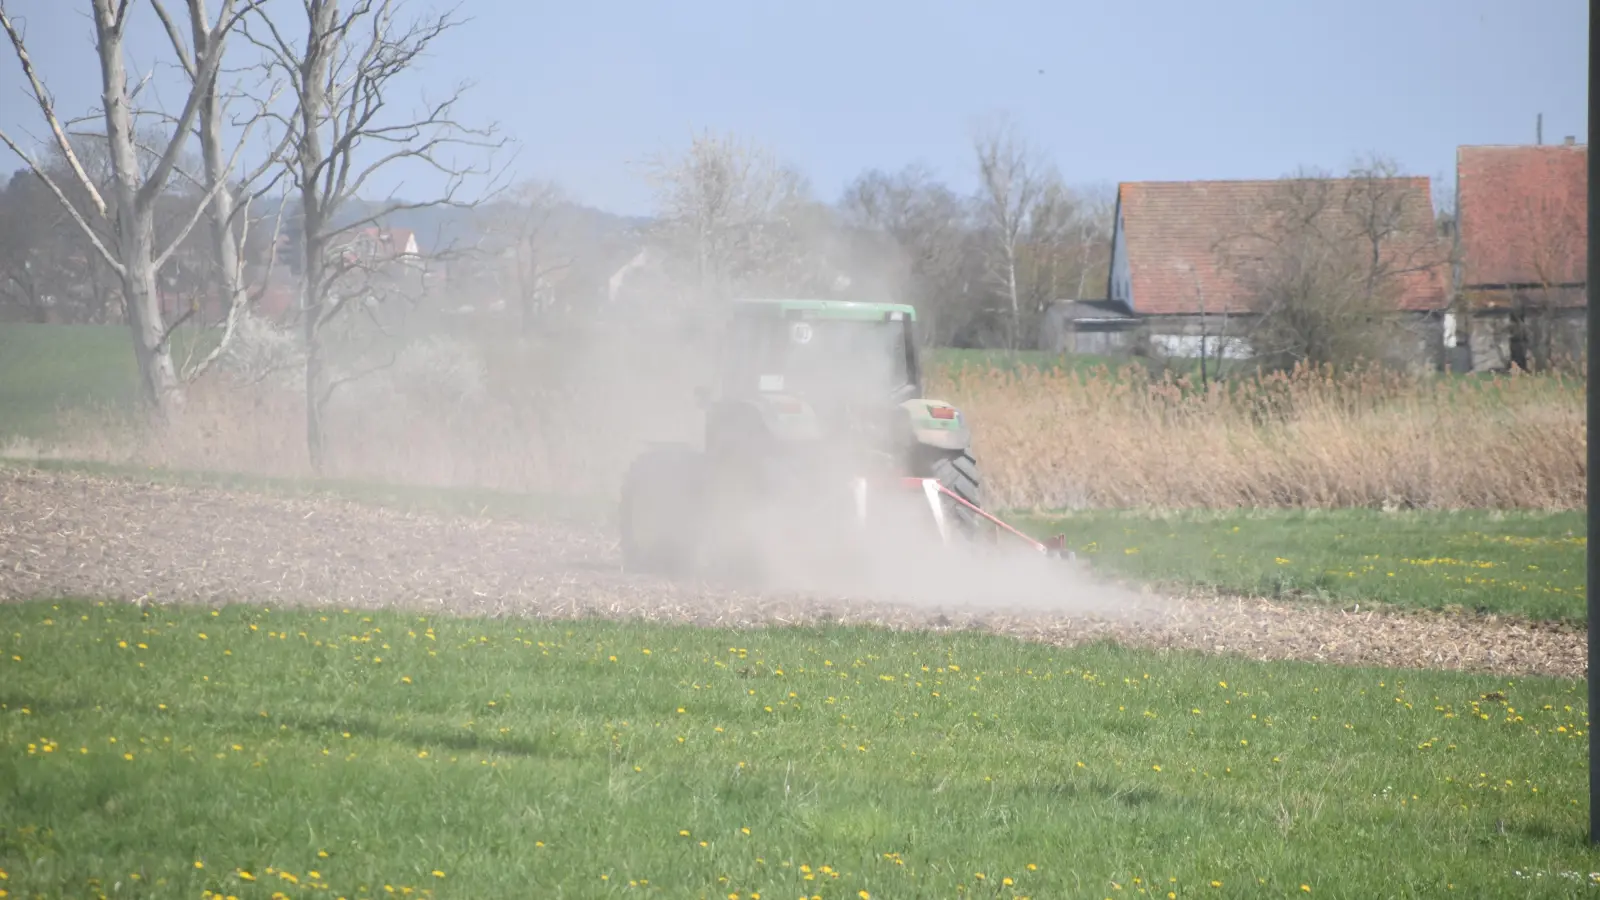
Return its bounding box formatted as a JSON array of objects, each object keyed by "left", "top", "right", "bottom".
[{"left": 619, "top": 298, "right": 988, "bottom": 577}]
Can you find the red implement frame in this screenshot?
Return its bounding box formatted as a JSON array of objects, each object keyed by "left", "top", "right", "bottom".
[{"left": 898, "top": 477, "right": 1068, "bottom": 557}]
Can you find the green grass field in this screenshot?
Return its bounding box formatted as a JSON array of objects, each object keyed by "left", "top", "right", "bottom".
[
  {"left": 1, "top": 598, "right": 1594, "bottom": 899},
  {"left": 1017, "top": 509, "right": 1588, "bottom": 623},
  {"left": 0, "top": 324, "right": 142, "bottom": 440}
]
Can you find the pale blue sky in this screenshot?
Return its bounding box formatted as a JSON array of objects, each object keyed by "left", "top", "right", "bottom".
[{"left": 0, "top": 0, "right": 1588, "bottom": 216}]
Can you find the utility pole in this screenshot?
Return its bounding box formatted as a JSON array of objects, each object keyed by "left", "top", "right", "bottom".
[{"left": 1538, "top": 112, "right": 1544, "bottom": 145}]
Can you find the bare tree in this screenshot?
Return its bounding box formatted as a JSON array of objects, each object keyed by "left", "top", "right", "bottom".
[
  {"left": 641, "top": 130, "right": 815, "bottom": 308},
  {"left": 971, "top": 115, "right": 1052, "bottom": 349},
  {"left": 0, "top": 0, "right": 250, "bottom": 416},
  {"left": 244, "top": 0, "right": 506, "bottom": 471},
  {"left": 1222, "top": 161, "right": 1444, "bottom": 371},
  {"left": 841, "top": 164, "right": 977, "bottom": 346},
  {"left": 484, "top": 179, "right": 573, "bottom": 336},
  {"left": 150, "top": 0, "right": 293, "bottom": 382}
]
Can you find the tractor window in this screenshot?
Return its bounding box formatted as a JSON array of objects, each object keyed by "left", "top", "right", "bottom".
[
  {"left": 723, "top": 313, "right": 913, "bottom": 397},
  {"left": 786, "top": 319, "right": 907, "bottom": 393}
]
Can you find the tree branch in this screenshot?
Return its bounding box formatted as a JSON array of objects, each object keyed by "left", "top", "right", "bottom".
[{"left": 0, "top": 3, "right": 111, "bottom": 218}]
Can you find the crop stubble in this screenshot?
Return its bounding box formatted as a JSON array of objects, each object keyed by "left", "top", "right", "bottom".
[{"left": 0, "top": 466, "right": 1582, "bottom": 679}]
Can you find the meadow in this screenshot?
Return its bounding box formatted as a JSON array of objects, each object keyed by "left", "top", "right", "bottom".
[
  {"left": 1, "top": 598, "right": 1596, "bottom": 899},
  {"left": 1015, "top": 508, "right": 1589, "bottom": 623}
]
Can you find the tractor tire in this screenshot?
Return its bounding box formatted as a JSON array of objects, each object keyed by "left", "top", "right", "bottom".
[
  {"left": 619, "top": 445, "right": 707, "bottom": 576},
  {"left": 928, "top": 448, "right": 984, "bottom": 533}
]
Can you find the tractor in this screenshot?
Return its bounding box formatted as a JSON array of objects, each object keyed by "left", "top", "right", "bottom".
[{"left": 618, "top": 298, "right": 1047, "bottom": 581}]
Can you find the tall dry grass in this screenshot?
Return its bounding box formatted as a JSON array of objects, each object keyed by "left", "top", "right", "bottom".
[
  {"left": 10, "top": 335, "right": 1584, "bottom": 511},
  {"left": 932, "top": 361, "right": 1584, "bottom": 511}
]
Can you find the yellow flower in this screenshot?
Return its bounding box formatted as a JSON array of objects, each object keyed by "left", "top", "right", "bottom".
[
  {"left": 195, "top": 861, "right": 204, "bottom": 869},
  {"left": 432, "top": 870, "right": 445, "bottom": 878},
  {"left": 1301, "top": 887, "right": 1312, "bottom": 893},
  {"left": 859, "top": 893, "right": 871, "bottom": 900},
  {"left": 1211, "top": 881, "right": 1223, "bottom": 888}
]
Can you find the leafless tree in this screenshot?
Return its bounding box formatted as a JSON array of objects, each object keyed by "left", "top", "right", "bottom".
[
  {"left": 150, "top": 0, "right": 294, "bottom": 382},
  {"left": 243, "top": 0, "right": 506, "bottom": 471},
  {"left": 481, "top": 179, "right": 574, "bottom": 336},
  {"left": 840, "top": 164, "right": 978, "bottom": 346},
  {"left": 971, "top": 115, "right": 1053, "bottom": 349},
  {"left": 641, "top": 130, "right": 816, "bottom": 308},
  {"left": 0, "top": 0, "right": 252, "bottom": 416},
  {"left": 1222, "top": 160, "right": 1445, "bottom": 371}
]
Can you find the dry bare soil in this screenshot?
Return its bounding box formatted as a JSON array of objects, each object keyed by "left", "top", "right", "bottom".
[{"left": 0, "top": 465, "right": 1582, "bottom": 679}]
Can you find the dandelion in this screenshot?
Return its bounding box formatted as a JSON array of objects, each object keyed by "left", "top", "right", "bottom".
[
  {"left": 194, "top": 862, "right": 204, "bottom": 870},
  {"left": 1211, "top": 881, "right": 1222, "bottom": 888},
  {"left": 432, "top": 870, "right": 445, "bottom": 878},
  {"left": 1302, "top": 886, "right": 1312, "bottom": 893}
]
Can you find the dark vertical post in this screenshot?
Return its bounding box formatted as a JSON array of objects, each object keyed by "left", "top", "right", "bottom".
[{"left": 1588, "top": 0, "right": 1598, "bottom": 846}]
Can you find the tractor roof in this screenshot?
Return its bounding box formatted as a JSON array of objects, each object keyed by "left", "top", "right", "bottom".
[{"left": 730, "top": 298, "right": 917, "bottom": 321}]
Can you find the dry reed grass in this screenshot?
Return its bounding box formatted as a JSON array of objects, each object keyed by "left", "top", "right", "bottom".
[
  {"left": 932, "top": 361, "right": 1585, "bottom": 511},
  {"left": 10, "top": 342, "right": 1584, "bottom": 512}
]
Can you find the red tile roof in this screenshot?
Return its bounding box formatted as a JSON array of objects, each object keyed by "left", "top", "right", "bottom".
[
  {"left": 1456, "top": 143, "right": 1586, "bottom": 290},
  {"left": 1114, "top": 178, "right": 1447, "bottom": 315}
]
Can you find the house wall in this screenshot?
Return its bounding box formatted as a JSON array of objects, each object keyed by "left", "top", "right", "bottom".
[
  {"left": 1069, "top": 326, "right": 1141, "bottom": 356},
  {"left": 1392, "top": 311, "right": 1446, "bottom": 375},
  {"left": 1109, "top": 206, "right": 1133, "bottom": 311},
  {"left": 1144, "top": 312, "right": 1444, "bottom": 371},
  {"left": 1142, "top": 315, "right": 1254, "bottom": 359},
  {"left": 1463, "top": 307, "right": 1587, "bottom": 371}
]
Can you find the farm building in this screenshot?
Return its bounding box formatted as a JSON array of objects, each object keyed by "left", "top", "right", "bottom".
[
  {"left": 1452, "top": 139, "right": 1587, "bottom": 371},
  {"left": 1075, "top": 176, "right": 1450, "bottom": 370}
]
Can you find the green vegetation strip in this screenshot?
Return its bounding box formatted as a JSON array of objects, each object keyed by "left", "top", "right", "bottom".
[
  {"left": 1, "top": 599, "right": 1594, "bottom": 898},
  {"left": 1017, "top": 509, "right": 1588, "bottom": 624}
]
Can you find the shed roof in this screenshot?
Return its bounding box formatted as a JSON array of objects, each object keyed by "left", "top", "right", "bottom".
[
  {"left": 1114, "top": 177, "right": 1447, "bottom": 315},
  {"left": 1456, "top": 143, "right": 1587, "bottom": 291}
]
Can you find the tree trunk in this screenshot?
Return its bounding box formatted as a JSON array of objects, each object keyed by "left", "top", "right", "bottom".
[
  {"left": 196, "top": 49, "right": 244, "bottom": 331},
  {"left": 1005, "top": 250, "right": 1021, "bottom": 351},
  {"left": 95, "top": 0, "right": 181, "bottom": 417},
  {"left": 120, "top": 209, "right": 183, "bottom": 415},
  {"left": 304, "top": 305, "right": 327, "bottom": 473}
]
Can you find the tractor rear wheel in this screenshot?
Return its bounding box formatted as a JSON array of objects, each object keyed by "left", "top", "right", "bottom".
[
  {"left": 927, "top": 448, "right": 984, "bottom": 532},
  {"left": 619, "top": 445, "right": 707, "bottom": 575}
]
